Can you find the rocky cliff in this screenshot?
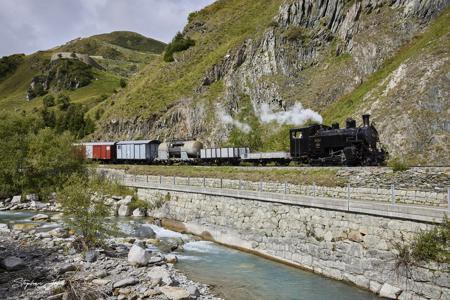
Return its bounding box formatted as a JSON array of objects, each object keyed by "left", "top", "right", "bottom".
[{"left": 96, "top": 0, "right": 449, "bottom": 165}]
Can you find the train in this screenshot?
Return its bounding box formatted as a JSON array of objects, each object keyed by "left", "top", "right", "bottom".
[{"left": 76, "top": 114, "right": 387, "bottom": 166}]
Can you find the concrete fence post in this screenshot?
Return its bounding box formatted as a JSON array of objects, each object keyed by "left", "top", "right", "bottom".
[
  {"left": 347, "top": 184, "right": 351, "bottom": 211},
  {"left": 447, "top": 187, "right": 450, "bottom": 211},
  {"left": 203, "top": 177, "right": 206, "bottom": 187},
  {"left": 313, "top": 182, "right": 316, "bottom": 198},
  {"left": 220, "top": 178, "right": 223, "bottom": 189},
  {"left": 239, "top": 180, "right": 242, "bottom": 190},
  {"left": 391, "top": 184, "right": 395, "bottom": 204},
  {"left": 284, "top": 182, "right": 287, "bottom": 194},
  {"left": 159, "top": 175, "right": 162, "bottom": 185},
  {"left": 259, "top": 181, "right": 262, "bottom": 192},
  {"left": 146, "top": 175, "right": 148, "bottom": 183},
  {"left": 173, "top": 176, "right": 176, "bottom": 185}
]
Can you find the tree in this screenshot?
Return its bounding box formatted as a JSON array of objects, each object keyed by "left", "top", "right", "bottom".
[
  {"left": 59, "top": 173, "right": 117, "bottom": 248},
  {"left": 163, "top": 32, "right": 195, "bottom": 62},
  {"left": 25, "top": 128, "right": 84, "bottom": 198},
  {"left": 43, "top": 94, "right": 55, "bottom": 108},
  {"left": 57, "top": 94, "right": 71, "bottom": 111}
]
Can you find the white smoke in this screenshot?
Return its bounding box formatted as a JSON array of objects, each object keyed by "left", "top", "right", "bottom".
[
  {"left": 218, "top": 111, "right": 252, "bottom": 133},
  {"left": 259, "top": 102, "right": 323, "bottom": 126}
]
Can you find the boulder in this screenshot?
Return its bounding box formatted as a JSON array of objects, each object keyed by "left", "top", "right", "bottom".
[
  {"left": 31, "top": 214, "right": 49, "bottom": 221},
  {"left": 57, "top": 264, "right": 77, "bottom": 274},
  {"left": 11, "top": 195, "right": 21, "bottom": 205},
  {"left": 379, "top": 283, "right": 402, "bottom": 299},
  {"left": 113, "top": 277, "right": 139, "bottom": 288},
  {"left": 25, "top": 194, "right": 39, "bottom": 202},
  {"left": 118, "top": 204, "right": 131, "bottom": 217},
  {"left": 159, "top": 286, "right": 190, "bottom": 300},
  {"left": 30, "top": 201, "right": 47, "bottom": 210},
  {"left": 0, "top": 256, "right": 25, "bottom": 271},
  {"left": 12, "top": 223, "right": 39, "bottom": 231},
  {"left": 186, "top": 285, "right": 200, "bottom": 297},
  {"left": 48, "top": 228, "right": 69, "bottom": 238},
  {"left": 85, "top": 250, "right": 98, "bottom": 263},
  {"left": 165, "top": 254, "right": 178, "bottom": 264},
  {"left": 128, "top": 244, "right": 151, "bottom": 266},
  {"left": 0, "top": 224, "right": 10, "bottom": 233},
  {"left": 118, "top": 195, "right": 133, "bottom": 205},
  {"left": 133, "top": 225, "right": 156, "bottom": 239},
  {"left": 148, "top": 266, "right": 172, "bottom": 285},
  {"left": 132, "top": 208, "right": 145, "bottom": 217}
]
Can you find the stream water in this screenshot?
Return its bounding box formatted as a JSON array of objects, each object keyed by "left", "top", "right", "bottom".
[{"left": 1, "top": 212, "right": 379, "bottom": 300}]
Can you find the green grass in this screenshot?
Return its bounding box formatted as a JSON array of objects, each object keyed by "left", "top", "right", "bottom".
[
  {"left": 92, "top": 31, "right": 166, "bottom": 54},
  {"left": 101, "top": 0, "right": 285, "bottom": 121},
  {"left": 321, "top": 6, "right": 450, "bottom": 124},
  {"left": 100, "top": 164, "right": 347, "bottom": 187}
]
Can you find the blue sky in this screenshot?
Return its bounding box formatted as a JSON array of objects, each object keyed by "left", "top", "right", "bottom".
[{"left": 0, "top": 0, "right": 215, "bottom": 56}]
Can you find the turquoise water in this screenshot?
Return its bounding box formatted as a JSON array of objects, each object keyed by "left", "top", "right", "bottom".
[
  {"left": 175, "top": 241, "right": 379, "bottom": 300},
  {"left": 0, "top": 212, "right": 379, "bottom": 300}
]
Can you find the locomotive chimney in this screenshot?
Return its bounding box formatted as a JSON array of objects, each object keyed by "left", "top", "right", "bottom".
[{"left": 362, "top": 114, "right": 370, "bottom": 127}]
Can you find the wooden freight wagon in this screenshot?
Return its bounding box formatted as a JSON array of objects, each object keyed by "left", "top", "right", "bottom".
[
  {"left": 84, "top": 142, "right": 116, "bottom": 162},
  {"left": 116, "top": 140, "right": 160, "bottom": 162}
]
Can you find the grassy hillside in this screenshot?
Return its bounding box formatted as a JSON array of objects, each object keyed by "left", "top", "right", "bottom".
[
  {"left": 92, "top": 31, "right": 166, "bottom": 53},
  {"left": 100, "top": 0, "right": 284, "bottom": 120},
  {"left": 0, "top": 31, "right": 163, "bottom": 113}
]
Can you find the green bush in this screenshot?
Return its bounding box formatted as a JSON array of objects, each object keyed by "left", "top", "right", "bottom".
[
  {"left": 43, "top": 94, "right": 55, "bottom": 108},
  {"left": 163, "top": 32, "right": 195, "bottom": 62},
  {"left": 283, "top": 26, "right": 311, "bottom": 42},
  {"left": 57, "top": 94, "right": 71, "bottom": 111},
  {"left": 388, "top": 157, "right": 410, "bottom": 172},
  {"left": 119, "top": 78, "right": 127, "bottom": 88},
  {"left": 59, "top": 173, "right": 113, "bottom": 249},
  {"left": 411, "top": 216, "right": 449, "bottom": 264},
  {"left": 0, "top": 54, "right": 25, "bottom": 80}
]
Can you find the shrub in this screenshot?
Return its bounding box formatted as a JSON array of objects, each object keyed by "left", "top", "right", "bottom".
[
  {"left": 128, "top": 199, "right": 150, "bottom": 211},
  {"left": 283, "top": 26, "right": 311, "bottom": 42},
  {"left": 411, "top": 216, "right": 449, "bottom": 264},
  {"left": 388, "top": 157, "right": 410, "bottom": 172},
  {"left": 0, "top": 54, "right": 25, "bottom": 80},
  {"left": 58, "top": 173, "right": 114, "bottom": 249},
  {"left": 163, "top": 32, "right": 195, "bottom": 62},
  {"left": 119, "top": 78, "right": 127, "bottom": 88},
  {"left": 57, "top": 94, "right": 71, "bottom": 111},
  {"left": 43, "top": 94, "right": 55, "bottom": 108}
]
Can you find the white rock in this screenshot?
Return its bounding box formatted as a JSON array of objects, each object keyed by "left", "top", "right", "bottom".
[
  {"left": 379, "top": 283, "right": 402, "bottom": 299},
  {"left": 132, "top": 208, "right": 145, "bottom": 217},
  {"left": 11, "top": 195, "right": 21, "bottom": 205},
  {"left": 30, "top": 201, "right": 47, "bottom": 210},
  {"left": 369, "top": 281, "right": 382, "bottom": 294},
  {"left": 148, "top": 266, "right": 172, "bottom": 285},
  {"left": 118, "top": 204, "right": 131, "bottom": 217},
  {"left": 159, "top": 286, "right": 190, "bottom": 300},
  {"left": 31, "top": 214, "right": 49, "bottom": 221},
  {"left": 128, "top": 244, "right": 151, "bottom": 266},
  {"left": 118, "top": 195, "right": 133, "bottom": 205},
  {"left": 165, "top": 254, "right": 178, "bottom": 264},
  {"left": 25, "top": 194, "right": 38, "bottom": 202},
  {"left": 0, "top": 224, "right": 9, "bottom": 233}
]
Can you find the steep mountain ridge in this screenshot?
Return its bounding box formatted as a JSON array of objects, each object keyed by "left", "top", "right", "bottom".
[
  {"left": 95, "top": 0, "right": 449, "bottom": 165},
  {"left": 0, "top": 31, "right": 165, "bottom": 112}
]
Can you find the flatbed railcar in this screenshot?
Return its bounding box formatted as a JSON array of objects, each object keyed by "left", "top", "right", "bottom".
[{"left": 76, "top": 114, "right": 387, "bottom": 167}]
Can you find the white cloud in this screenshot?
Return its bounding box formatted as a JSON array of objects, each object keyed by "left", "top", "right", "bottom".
[{"left": 0, "top": 0, "right": 214, "bottom": 56}]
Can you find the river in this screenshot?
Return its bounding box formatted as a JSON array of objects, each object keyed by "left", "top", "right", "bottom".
[{"left": 1, "top": 211, "right": 379, "bottom": 300}]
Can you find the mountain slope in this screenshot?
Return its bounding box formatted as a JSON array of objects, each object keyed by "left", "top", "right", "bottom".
[
  {"left": 95, "top": 0, "right": 449, "bottom": 165},
  {"left": 0, "top": 31, "right": 165, "bottom": 113}
]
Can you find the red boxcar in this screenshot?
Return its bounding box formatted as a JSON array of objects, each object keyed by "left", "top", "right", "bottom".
[{"left": 84, "top": 142, "right": 116, "bottom": 161}]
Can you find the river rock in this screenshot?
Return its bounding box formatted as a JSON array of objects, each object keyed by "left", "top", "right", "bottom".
[
  {"left": 118, "top": 204, "right": 131, "bottom": 217},
  {"left": 113, "top": 277, "right": 139, "bottom": 288},
  {"left": 0, "top": 224, "right": 10, "bottom": 233},
  {"left": 165, "top": 254, "right": 178, "bottom": 264},
  {"left": 25, "top": 194, "right": 38, "bottom": 202},
  {"left": 85, "top": 250, "right": 98, "bottom": 263},
  {"left": 118, "top": 195, "right": 133, "bottom": 205},
  {"left": 128, "top": 244, "right": 151, "bottom": 266},
  {"left": 132, "top": 208, "right": 145, "bottom": 217},
  {"left": 31, "top": 214, "right": 49, "bottom": 221},
  {"left": 148, "top": 266, "right": 172, "bottom": 285},
  {"left": 186, "top": 285, "right": 200, "bottom": 297},
  {"left": 159, "top": 286, "right": 190, "bottom": 300},
  {"left": 1, "top": 256, "right": 25, "bottom": 271},
  {"left": 11, "top": 195, "right": 21, "bottom": 205},
  {"left": 379, "top": 283, "right": 402, "bottom": 299},
  {"left": 12, "top": 223, "right": 39, "bottom": 231},
  {"left": 92, "top": 278, "right": 110, "bottom": 285},
  {"left": 30, "top": 201, "right": 47, "bottom": 210},
  {"left": 57, "top": 264, "right": 77, "bottom": 274},
  {"left": 133, "top": 225, "right": 156, "bottom": 238}
]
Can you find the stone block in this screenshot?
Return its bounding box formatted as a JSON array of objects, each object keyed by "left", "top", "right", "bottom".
[{"left": 379, "top": 283, "right": 402, "bottom": 299}]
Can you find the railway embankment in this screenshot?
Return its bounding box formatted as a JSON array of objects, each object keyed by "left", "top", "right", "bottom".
[{"left": 97, "top": 167, "right": 450, "bottom": 300}]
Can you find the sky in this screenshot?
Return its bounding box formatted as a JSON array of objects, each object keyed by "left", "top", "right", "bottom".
[{"left": 0, "top": 0, "right": 215, "bottom": 57}]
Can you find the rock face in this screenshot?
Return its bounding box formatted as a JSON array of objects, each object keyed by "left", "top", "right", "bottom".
[
  {"left": 118, "top": 204, "right": 131, "bottom": 217},
  {"left": 127, "top": 244, "right": 151, "bottom": 266},
  {"left": 0, "top": 256, "right": 25, "bottom": 271},
  {"left": 96, "top": 0, "right": 450, "bottom": 165}
]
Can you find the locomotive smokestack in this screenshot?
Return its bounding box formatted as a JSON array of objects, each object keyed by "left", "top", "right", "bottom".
[{"left": 362, "top": 114, "right": 370, "bottom": 127}]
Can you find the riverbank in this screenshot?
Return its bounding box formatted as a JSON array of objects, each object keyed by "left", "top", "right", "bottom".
[{"left": 0, "top": 212, "right": 218, "bottom": 300}]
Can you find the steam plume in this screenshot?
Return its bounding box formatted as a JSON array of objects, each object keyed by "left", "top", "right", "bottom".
[
  {"left": 218, "top": 111, "right": 252, "bottom": 133},
  {"left": 259, "top": 102, "right": 323, "bottom": 126}
]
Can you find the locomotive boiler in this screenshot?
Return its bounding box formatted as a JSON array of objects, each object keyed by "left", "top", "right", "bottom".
[{"left": 289, "top": 114, "right": 387, "bottom": 166}]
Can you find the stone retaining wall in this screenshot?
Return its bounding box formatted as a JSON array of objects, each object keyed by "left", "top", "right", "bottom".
[
  {"left": 138, "top": 188, "right": 449, "bottom": 300},
  {"left": 127, "top": 174, "right": 448, "bottom": 207}
]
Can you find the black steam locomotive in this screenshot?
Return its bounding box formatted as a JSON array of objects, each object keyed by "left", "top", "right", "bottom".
[{"left": 289, "top": 114, "right": 387, "bottom": 166}]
